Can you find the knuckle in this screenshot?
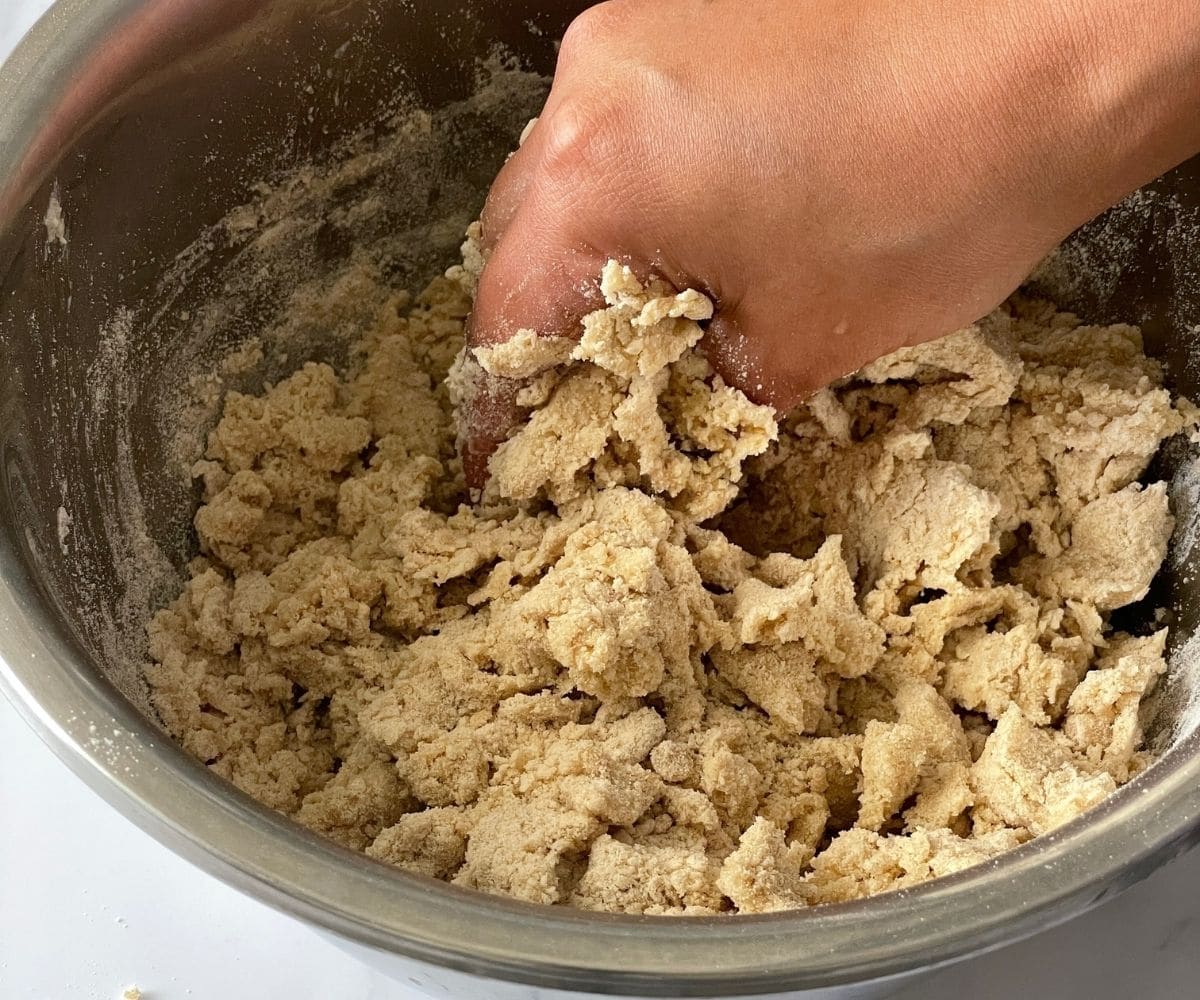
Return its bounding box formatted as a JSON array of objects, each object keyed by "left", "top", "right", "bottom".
[
  {"left": 539, "top": 92, "right": 628, "bottom": 182},
  {"left": 558, "top": 2, "right": 627, "bottom": 63}
]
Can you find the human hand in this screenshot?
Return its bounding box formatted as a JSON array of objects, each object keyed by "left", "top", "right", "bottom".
[{"left": 463, "top": 0, "right": 1200, "bottom": 487}]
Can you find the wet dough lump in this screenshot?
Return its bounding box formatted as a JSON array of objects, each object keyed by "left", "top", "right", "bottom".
[{"left": 147, "top": 235, "right": 1193, "bottom": 914}]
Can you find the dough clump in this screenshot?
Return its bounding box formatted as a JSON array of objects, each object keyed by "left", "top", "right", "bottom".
[{"left": 147, "top": 232, "right": 1194, "bottom": 914}]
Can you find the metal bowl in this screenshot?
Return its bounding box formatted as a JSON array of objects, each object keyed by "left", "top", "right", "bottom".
[{"left": 2, "top": 2, "right": 1200, "bottom": 997}]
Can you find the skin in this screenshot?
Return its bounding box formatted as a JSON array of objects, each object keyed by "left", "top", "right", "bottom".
[{"left": 464, "top": 0, "right": 1200, "bottom": 487}]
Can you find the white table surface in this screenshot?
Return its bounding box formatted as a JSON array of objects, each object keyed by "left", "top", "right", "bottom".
[{"left": 2, "top": 4, "right": 1200, "bottom": 998}]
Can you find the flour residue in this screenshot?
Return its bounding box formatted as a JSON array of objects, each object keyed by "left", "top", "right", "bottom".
[
  {"left": 1160, "top": 449, "right": 1200, "bottom": 750},
  {"left": 44, "top": 180, "right": 67, "bottom": 255},
  {"left": 57, "top": 506, "right": 73, "bottom": 553},
  {"left": 66, "top": 57, "right": 549, "bottom": 719}
]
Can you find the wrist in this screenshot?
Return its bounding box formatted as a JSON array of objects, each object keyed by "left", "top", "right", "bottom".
[{"left": 1042, "top": 0, "right": 1200, "bottom": 222}]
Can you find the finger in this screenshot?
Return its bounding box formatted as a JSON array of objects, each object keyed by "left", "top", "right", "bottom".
[
  {"left": 703, "top": 304, "right": 840, "bottom": 414},
  {"left": 462, "top": 370, "right": 523, "bottom": 492},
  {"left": 703, "top": 312, "right": 778, "bottom": 407},
  {"left": 468, "top": 203, "right": 607, "bottom": 349},
  {"left": 463, "top": 203, "right": 608, "bottom": 488},
  {"left": 478, "top": 116, "right": 549, "bottom": 254},
  {"left": 479, "top": 150, "right": 535, "bottom": 256}
]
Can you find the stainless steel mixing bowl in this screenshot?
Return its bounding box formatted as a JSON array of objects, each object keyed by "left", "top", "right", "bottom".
[{"left": 3, "top": 2, "right": 1200, "bottom": 997}]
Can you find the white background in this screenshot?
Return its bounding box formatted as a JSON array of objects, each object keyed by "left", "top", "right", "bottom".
[{"left": 2, "top": 3, "right": 1200, "bottom": 998}]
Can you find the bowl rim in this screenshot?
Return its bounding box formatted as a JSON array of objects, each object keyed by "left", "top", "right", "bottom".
[
  {"left": 8, "top": 571, "right": 1200, "bottom": 998},
  {"left": 3, "top": 1, "right": 1200, "bottom": 995}
]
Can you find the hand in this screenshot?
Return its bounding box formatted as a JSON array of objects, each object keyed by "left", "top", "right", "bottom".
[{"left": 464, "top": 0, "right": 1200, "bottom": 487}]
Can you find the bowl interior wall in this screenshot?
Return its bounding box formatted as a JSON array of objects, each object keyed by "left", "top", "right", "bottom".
[{"left": 2, "top": 0, "right": 1200, "bottom": 742}]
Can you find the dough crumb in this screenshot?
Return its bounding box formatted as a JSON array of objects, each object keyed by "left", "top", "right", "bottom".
[{"left": 146, "top": 228, "right": 1193, "bottom": 914}]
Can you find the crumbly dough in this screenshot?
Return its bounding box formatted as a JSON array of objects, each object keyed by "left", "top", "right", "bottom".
[{"left": 147, "top": 229, "right": 1194, "bottom": 914}]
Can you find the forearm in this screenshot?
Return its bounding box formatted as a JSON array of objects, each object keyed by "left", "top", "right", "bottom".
[
  {"left": 1031, "top": 0, "right": 1200, "bottom": 235},
  {"left": 794, "top": 0, "right": 1200, "bottom": 269}
]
